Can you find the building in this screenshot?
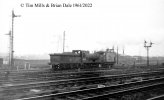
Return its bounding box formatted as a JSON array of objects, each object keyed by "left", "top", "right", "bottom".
[{"left": 0, "top": 58, "right": 3, "bottom": 67}]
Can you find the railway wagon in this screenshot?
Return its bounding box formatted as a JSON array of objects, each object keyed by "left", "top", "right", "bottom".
[{"left": 49, "top": 49, "right": 116, "bottom": 70}]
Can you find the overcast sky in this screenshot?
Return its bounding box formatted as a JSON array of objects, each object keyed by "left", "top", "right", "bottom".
[{"left": 0, "top": 0, "right": 164, "bottom": 57}]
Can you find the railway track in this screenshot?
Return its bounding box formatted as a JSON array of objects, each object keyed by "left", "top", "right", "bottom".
[
  {"left": 15, "top": 76, "right": 164, "bottom": 100},
  {"left": 0, "top": 70, "right": 101, "bottom": 84},
  {"left": 0, "top": 65, "right": 163, "bottom": 100},
  {"left": 1, "top": 70, "right": 164, "bottom": 100},
  {"left": 147, "top": 94, "right": 164, "bottom": 100},
  {"left": 1, "top": 64, "right": 163, "bottom": 77},
  {"left": 1, "top": 66, "right": 164, "bottom": 84}
]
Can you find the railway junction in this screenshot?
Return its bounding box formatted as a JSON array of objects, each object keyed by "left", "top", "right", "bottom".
[{"left": 0, "top": 65, "right": 164, "bottom": 100}]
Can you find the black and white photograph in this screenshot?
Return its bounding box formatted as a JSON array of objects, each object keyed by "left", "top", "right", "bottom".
[{"left": 0, "top": 0, "right": 164, "bottom": 100}]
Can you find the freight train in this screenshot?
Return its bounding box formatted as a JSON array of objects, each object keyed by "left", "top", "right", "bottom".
[{"left": 49, "top": 48, "right": 116, "bottom": 70}]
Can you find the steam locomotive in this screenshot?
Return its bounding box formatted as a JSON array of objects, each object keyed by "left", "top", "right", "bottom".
[{"left": 49, "top": 48, "right": 116, "bottom": 70}]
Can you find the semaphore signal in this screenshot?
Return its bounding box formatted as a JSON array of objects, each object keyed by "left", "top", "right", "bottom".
[
  {"left": 10, "top": 10, "right": 21, "bottom": 69},
  {"left": 144, "top": 40, "right": 154, "bottom": 66}
]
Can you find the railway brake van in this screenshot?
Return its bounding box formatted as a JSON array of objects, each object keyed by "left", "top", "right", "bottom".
[{"left": 49, "top": 49, "right": 116, "bottom": 70}]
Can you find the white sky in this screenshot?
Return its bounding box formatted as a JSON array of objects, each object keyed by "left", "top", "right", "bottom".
[{"left": 0, "top": 0, "right": 164, "bottom": 57}]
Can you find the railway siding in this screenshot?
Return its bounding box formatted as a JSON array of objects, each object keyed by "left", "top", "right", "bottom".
[
  {"left": 15, "top": 77, "right": 164, "bottom": 100},
  {"left": 0, "top": 70, "right": 163, "bottom": 99}
]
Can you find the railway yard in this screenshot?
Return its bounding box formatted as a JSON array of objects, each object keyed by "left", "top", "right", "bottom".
[
  {"left": 0, "top": 65, "right": 163, "bottom": 100},
  {"left": 1, "top": 0, "right": 164, "bottom": 99}
]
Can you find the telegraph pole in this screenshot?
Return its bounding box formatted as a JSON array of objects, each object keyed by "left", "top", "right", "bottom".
[
  {"left": 63, "top": 31, "right": 65, "bottom": 53},
  {"left": 10, "top": 10, "right": 21, "bottom": 69},
  {"left": 144, "top": 40, "right": 153, "bottom": 66},
  {"left": 123, "top": 46, "right": 125, "bottom": 56},
  {"left": 117, "top": 46, "right": 119, "bottom": 64}
]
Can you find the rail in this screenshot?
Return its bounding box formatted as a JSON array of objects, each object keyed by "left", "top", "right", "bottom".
[
  {"left": 147, "top": 94, "right": 164, "bottom": 100},
  {"left": 15, "top": 76, "right": 164, "bottom": 100}
]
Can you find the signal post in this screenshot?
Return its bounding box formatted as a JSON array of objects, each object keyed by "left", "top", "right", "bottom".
[{"left": 144, "top": 40, "right": 153, "bottom": 66}]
